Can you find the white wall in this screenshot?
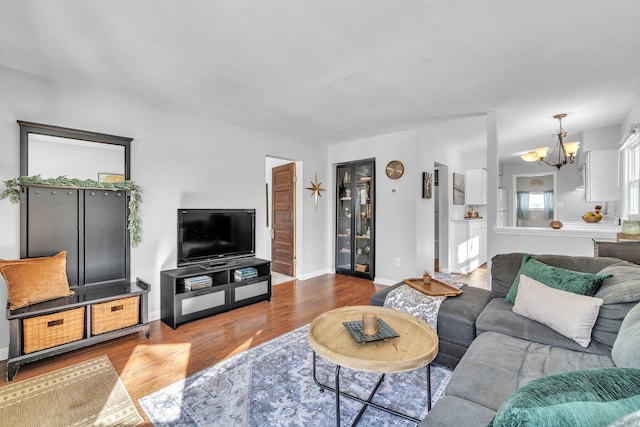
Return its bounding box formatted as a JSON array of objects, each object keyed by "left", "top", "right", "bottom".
[
  {"left": 622, "top": 96, "right": 640, "bottom": 133},
  {"left": 0, "top": 65, "right": 328, "bottom": 357},
  {"left": 420, "top": 130, "right": 469, "bottom": 274},
  {"left": 327, "top": 129, "right": 467, "bottom": 284},
  {"left": 328, "top": 130, "right": 418, "bottom": 284}
]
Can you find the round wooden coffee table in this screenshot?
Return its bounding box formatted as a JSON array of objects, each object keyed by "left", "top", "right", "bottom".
[{"left": 308, "top": 305, "right": 438, "bottom": 426}]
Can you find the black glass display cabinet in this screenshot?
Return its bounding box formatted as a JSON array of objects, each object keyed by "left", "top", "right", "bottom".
[{"left": 336, "top": 159, "right": 375, "bottom": 279}]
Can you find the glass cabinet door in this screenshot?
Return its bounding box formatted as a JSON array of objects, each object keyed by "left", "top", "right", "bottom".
[
  {"left": 354, "top": 162, "right": 372, "bottom": 274},
  {"left": 336, "top": 159, "right": 374, "bottom": 279},
  {"left": 336, "top": 164, "right": 352, "bottom": 272}
]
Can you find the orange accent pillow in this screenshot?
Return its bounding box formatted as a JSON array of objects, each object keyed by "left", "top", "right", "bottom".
[{"left": 0, "top": 251, "right": 74, "bottom": 310}]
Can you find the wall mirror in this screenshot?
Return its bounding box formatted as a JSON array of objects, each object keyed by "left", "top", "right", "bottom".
[{"left": 19, "top": 121, "right": 131, "bottom": 181}]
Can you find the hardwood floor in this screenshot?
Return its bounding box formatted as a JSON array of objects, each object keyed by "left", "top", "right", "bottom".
[
  {"left": 0, "top": 267, "right": 488, "bottom": 425},
  {"left": 460, "top": 263, "right": 489, "bottom": 289}
]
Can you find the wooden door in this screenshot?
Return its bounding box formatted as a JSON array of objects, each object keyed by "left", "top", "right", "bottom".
[{"left": 271, "top": 163, "right": 296, "bottom": 276}]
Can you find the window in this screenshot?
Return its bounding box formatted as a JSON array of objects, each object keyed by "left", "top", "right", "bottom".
[
  {"left": 629, "top": 145, "right": 639, "bottom": 215},
  {"left": 528, "top": 192, "right": 545, "bottom": 210},
  {"left": 621, "top": 127, "right": 640, "bottom": 218}
]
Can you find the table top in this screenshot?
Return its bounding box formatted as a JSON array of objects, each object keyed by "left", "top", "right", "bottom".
[{"left": 308, "top": 305, "right": 438, "bottom": 373}]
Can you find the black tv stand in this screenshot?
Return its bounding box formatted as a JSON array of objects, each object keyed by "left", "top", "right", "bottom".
[
  {"left": 199, "top": 262, "right": 224, "bottom": 269},
  {"left": 198, "top": 259, "right": 244, "bottom": 270},
  {"left": 161, "top": 258, "right": 271, "bottom": 329}
]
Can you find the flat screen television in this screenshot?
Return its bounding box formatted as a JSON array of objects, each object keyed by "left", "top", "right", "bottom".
[{"left": 177, "top": 209, "right": 256, "bottom": 267}]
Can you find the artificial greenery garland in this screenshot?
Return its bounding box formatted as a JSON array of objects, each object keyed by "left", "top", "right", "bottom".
[{"left": 1, "top": 175, "right": 142, "bottom": 247}]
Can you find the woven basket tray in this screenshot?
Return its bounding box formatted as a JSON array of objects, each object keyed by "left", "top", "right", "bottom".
[
  {"left": 91, "top": 296, "right": 140, "bottom": 335},
  {"left": 582, "top": 215, "right": 602, "bottom": 223},
  {"left": 23, "top": 307, "right": 85, "bottom": 354}
]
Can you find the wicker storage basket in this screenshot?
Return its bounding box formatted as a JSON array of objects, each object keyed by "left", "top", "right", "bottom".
[
  {"left": 91, "top": 296, "right": 139, "bottom": 335},
  {"left": 23, "top": 307, "right": 85, "bottom": 354}
]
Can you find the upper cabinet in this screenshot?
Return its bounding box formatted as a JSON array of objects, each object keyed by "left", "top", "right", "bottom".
[
  {"left": 584, "top": 150, "right": 619, "bottom": 202},
  {"left": 466, "top": 168, "right": 487, "bottom": 205}
]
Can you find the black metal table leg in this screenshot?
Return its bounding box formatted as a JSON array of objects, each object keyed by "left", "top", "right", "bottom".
[
  {"left": 313, "top": 351, "right": 427, "bottom": 425},
  {"left": 427, "top": 363, "right": 432, "bottom": 410},
  {"left": 335, "top": 365, "right": 341, "bottom": 427}
]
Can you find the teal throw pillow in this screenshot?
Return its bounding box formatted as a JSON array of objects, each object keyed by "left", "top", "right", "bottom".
[
  {"left": 492, "top": 368, "right": 640, "bottom": 427},
  {"left": 505, "top": 254, "right": 612, "bottom": 304}
]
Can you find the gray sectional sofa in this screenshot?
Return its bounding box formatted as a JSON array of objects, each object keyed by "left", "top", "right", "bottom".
[{"left": 371, "top": 253, "right": 640, "bottom": 426}]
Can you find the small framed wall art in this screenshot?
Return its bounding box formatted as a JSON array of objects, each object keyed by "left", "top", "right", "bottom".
[
  {"left": 98, "top": 173, "right": 125, "bottom": 183},
  {"left": 453, "top": 172, "right": 465, "bottom": 205},
  {"left": 422, "top": 172, "right": 432, "bottom": 199}
]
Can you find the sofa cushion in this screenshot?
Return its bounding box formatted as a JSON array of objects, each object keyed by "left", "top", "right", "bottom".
[
  {"left": 435, "top": 286, "right": 492, "bottom": 368},
  {"left": 0, "top": 251, "right": 74, "bottom": 310},
  {"left": 513, "top": 275, "right": 603, "bottom": 347},
  {"left": 444, "top": 332, "right": 615, "bottom": 412},
  {"left": 490, "top": 253, "right": 617, "bottom": 300},
  {"left": 505, "top": 254, "right": 611, "bottom": 304},
  {"left": 491, "top": 368, "right": 640, "bottom": 427},
  {"left": 437, "top": 286, "right": 491, "bottom": 347},
  {"left": 592, "top": 261, "right": 640, "bottom": 348},
  {"left": 476, "top": 298, "right": 612, "bottom": 355},
  {"left": 612, "top": 302, "right": 640, "bottom": 368},
  {"left": 420, "top": 395, "right": 496, "bottom": 427},
  {"left": 370, "top": 282, "right": 399, "bottom": 307}
]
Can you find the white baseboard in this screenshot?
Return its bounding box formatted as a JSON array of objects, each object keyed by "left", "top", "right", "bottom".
[
  {"left": 373, "top": 277, "right": 400, "bottom": 286},
  {"left": 297, "top": 268, "right": 333, "bottom": 281},
  {"left": 149, "top": 310, "right": 161, "bottom": 322}
]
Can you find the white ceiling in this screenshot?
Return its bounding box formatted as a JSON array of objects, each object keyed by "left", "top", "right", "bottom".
[{"left": 1, "top": 1, "right": 639, "bottom": 162}]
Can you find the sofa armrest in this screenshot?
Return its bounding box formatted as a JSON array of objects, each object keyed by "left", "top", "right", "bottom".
[{"left": 370, "top": 282, "right": 404, "bottom": 306}]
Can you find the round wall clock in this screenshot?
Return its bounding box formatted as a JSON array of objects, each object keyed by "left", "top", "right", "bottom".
[{"left": 385, "top": 160, "right": 405, "bottom": 179}]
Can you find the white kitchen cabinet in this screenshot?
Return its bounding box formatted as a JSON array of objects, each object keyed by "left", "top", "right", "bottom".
[
  {"left": 584, "top": 150, "right": 619, "bottom": 202},
  {"left": 466, "top": 168, "right": 487, "bottom": 205},
  {"left": 450, "top": 219, "right": 487, "bottom": 273}
]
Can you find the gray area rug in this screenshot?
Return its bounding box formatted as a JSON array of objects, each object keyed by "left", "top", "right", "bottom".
[{"left": 140, "top": 324, "right": 452, "bottom": 426}]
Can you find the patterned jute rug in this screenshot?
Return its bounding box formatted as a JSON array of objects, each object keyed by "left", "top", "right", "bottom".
[
  {"left": 140, "top": 324, "right": 452, "bottom": 426},
  {"left": 0, "top": 355, "right": 143, "bottom": 426}
]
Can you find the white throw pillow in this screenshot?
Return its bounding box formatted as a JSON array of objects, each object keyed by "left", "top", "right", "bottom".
[{"left": 513, "top": 274, "right": 603, "bottom": 347}]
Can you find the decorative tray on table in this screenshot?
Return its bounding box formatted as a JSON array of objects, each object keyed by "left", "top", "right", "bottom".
[
  {"left": 343, "top": 318, "right": 400, "bottom": 343},
  {"left": 402, "top": 278, "right": 463, "bottom": 297}
]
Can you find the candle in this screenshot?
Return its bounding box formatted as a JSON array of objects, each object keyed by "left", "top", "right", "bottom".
[{"left": 362, "top": 313, "right": 378, "bottom": 335}]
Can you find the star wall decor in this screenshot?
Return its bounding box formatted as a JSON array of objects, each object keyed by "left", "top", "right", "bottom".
[{"left": 306, "top": 174, "right": 326, "bottom": 209}]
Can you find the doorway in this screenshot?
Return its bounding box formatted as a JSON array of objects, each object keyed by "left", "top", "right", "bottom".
[
  {"left": 434, "top": 163, "right": 450, "bottom": 272},
  {"left": 513, "top": 173, "right": 556, "bottom": 227}
]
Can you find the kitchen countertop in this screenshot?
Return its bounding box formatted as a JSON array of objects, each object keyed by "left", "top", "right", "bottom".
[
  {"left": 556, "top": 220, "right": 621, "bottom": 232},
  {"left": 495, "top": 221, "right": 620, "bottom": 239}
]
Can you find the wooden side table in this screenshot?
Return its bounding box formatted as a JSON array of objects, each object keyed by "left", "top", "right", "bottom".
[{"left": 308, "top": 306, "right": 438, "bottom": 426}]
